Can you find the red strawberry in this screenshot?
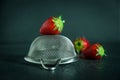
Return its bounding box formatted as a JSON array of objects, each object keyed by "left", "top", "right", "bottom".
[
  {"left": 73, "top": 37, "right": 90, "bottom": 54},
  {"left": 40, "top": 16, "right": 65, "bottom": 35},
  {"left": 82, "top": 43, "right": 106, "bottom": 60}
]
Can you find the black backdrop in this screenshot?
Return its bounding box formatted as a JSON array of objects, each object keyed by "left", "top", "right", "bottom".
[{"left": 0, "top": 0, "right": 120, "bottom": 44}]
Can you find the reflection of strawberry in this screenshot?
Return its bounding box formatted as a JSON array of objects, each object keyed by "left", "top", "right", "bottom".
[
  {"left": 73, "top": 37, "right": 90, "bottom": 54},
  {"left": 40, "top": 16, "right": 65, "bottom": 35},
  {"left": 83, "top": 43, "right": 106, "bottom": 60}
]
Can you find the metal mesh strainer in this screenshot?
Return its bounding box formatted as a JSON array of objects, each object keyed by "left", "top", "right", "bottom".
[{"left": 24, "top": 35, "right": 78, "bottom": 70}]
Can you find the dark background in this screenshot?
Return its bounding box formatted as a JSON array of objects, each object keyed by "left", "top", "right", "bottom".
[
  {"left": 0, "top": 0, "right": 120, "bottom": 80},
  {"left": 0, "top": 0, "right": 119, "bottom": 44}
]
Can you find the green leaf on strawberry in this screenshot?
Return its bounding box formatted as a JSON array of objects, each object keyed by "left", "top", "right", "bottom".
[
  {"left": 73, "top": 37, "right": 90, "bottom": 54},
  {"left": 53, "top": 16, "right": 65, "bottom": 32},
  {"left": 96, "top": 45, "right": 106, "bottom": 57},
  {"left": 83, "top": 43, "right": 106, "bottom": 60},
  {"left": 40, "top": 16, "right": 65, "bottom": 35}
]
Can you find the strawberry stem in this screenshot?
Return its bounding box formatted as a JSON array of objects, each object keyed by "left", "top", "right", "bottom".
[
  {"left": 52, "top": 16, "right": 65, "bottom": 32},
  {"left": 96, "top": 45, "right": 106, "bottom": 57},
  {"left": 74, "top": 39, "right": 84, "bottom": 53}
]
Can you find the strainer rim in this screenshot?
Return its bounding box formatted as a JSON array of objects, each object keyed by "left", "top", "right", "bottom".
[{"left": 24, "top": 55, "right": 79, "bottom": 65}]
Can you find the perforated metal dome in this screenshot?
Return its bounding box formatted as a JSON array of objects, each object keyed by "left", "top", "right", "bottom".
[{"left": 24, "top": 35, "right": 78, "bottom": 70}]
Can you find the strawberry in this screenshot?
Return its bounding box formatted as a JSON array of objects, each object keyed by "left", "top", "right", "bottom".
[
  {"left": 82, "top": 43, "right": 106, "bottom": 60},
  {"left": 73, "top": 37, "right": 90, "bottom": 54},
  {"left": 40, "top": 16, "right": 65, "bottom": 35}
]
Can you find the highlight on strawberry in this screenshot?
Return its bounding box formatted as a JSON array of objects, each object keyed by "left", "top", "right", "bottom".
[
  {"left": 82, "top": 43, "right": 106, "bottom": 60},
  {"left": 73, "top": 37, "right": 90, "bottom": 54},
  {"left": 40, "top": 16, "right": 65, "bottom": 35}
]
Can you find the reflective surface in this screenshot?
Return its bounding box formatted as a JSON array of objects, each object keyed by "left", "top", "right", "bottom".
[{"left": 0, "top": 43, "right": 120, "bottom": 80}]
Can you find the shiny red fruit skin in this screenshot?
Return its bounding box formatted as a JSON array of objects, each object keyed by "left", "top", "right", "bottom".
[
  {"left": 40, "top": 17, "right": 60, "bottom": 35},
  {"left": 80, "top": 37, "right": 90, "bottom": 52},
  {"left": 82, "top": 44, "right": 102, "bottom": 60},
  {"left": 73, "top": 37, "right": 90, "bottom": 54}
]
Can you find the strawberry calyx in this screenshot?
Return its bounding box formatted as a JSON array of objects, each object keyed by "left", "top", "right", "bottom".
[
  {"left": 74, "top": 39, "right": 84, "bottom": 53},
  {"left": 96, "top": 45, "right": 106, "bottom": 57},
  {"left": 52, "top": 16, "right": 65, "bottom": 32}
]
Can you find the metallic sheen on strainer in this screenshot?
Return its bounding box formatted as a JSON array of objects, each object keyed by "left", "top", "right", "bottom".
[{"left": 24, "top": 35, "right": 78, "bottom": 70}]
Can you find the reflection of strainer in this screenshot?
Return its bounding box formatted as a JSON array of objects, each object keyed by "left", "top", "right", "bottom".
[{"left": 24, "top": 35, "right": 78, "bottom": 70}]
